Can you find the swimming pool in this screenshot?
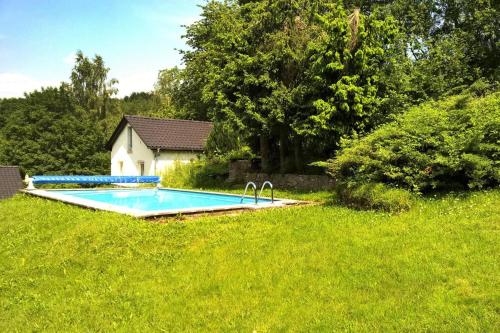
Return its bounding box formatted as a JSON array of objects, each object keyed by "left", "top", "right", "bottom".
[{"left": 25, "top": 188, "right": 296, "bottom": 217}]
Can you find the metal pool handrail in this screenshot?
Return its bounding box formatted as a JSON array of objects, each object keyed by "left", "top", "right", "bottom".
[
  {"left": 258, "top": 181, "right": 274, "bottom": 203},
  {"left": 241, "top": 181, "right": 257, "bottom": 204}
]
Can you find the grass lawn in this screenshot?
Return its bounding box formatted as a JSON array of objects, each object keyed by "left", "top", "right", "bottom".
[{"left": 0, "top": 189, "right": 499, "bottom": 331}]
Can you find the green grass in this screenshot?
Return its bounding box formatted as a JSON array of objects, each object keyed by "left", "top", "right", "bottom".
[
  {"left": 193, "top": 186, "right": 334, "bottom": 202},
  {"left": 0, "top": 190, "right": 499, "bottom": 331}
]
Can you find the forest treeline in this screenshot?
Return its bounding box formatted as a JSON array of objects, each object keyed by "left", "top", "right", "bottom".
[{"left": 0, "top": 0, "right": 498, "bottom": 176}]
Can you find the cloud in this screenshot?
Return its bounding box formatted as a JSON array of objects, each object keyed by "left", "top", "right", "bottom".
[
  {"left": 63, "top": 52, "right": 76, "bottom": 65},
  {"left": 0, "top": 73, "right": 58, "bottom": 98},
  {"left": 113, "top": 70, "right": 157, "bottom": 97},
  {"left": 0, "top": 68, "right": 164, "bottom": 99}
]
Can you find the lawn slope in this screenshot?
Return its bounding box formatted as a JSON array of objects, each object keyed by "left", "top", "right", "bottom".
[{"left": 0, "top": 191, "right": 499, "bottom": 331}]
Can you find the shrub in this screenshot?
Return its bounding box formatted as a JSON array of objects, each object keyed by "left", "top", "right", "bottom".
[
  {"left": 160, "top": 161, "right": 193, "bottom": 188},
  {"left": 335, "top": 182, "right": 413, "bottom": 212},
  {"left": 329, "top": 89, "right": 500, "bottom": 192},
  {"left": 161, "top": 158, "right": 229, "bottom": 188},
  {"left": 224, "top": 146, "right": 254, "bottom": 161}
]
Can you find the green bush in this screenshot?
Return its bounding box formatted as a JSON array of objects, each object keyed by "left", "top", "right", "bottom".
[
  {"left": 335, "top": 182, "right": 413, "bottom": 212},
  {"left": 161, "top": 158, "right": 229, "bottom": 188},
  {"left": 160, "top": 161, "right": 192, "bottom": 188},
  {"left": 224, "top": 145, "right": 255, "bottom": 161},
  {"left": 329, "top": 89, "right": 500, "bottom": 192}
]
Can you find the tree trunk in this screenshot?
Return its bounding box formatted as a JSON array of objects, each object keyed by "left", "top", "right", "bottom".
[
  {"left": 260, "top": 134, "right": 271, "bottom": 174},
  {"left": 293, "top": 135, "right": 303, "bottom": 172},
  {"left": 279, "top": 126, "right": 288, "bottom": 174}
]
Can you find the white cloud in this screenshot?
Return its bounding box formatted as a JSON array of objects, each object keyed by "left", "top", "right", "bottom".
[
  {"left": 0, "top": 69, "right": 161, "bottom": 99},
  {"left": 63, "top": 52, "right": 76, "bottom": 65},
  {"left": 0, "top": 73, "right": 58, "bottom": 98},
  {"left": 113, "top": 70, "right": 157, "bottom": 97}
]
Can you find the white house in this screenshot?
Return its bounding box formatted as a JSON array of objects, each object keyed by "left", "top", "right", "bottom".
[{"left": 106, "top": 115, "right": 213, "bottom": 176}]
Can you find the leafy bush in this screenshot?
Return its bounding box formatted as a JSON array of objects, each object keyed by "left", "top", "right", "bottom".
[
  {"left": 161, "top": 158, "right": 229, "bottom": 188},
  {"left": 160, "top": 161, "right": 192, "bottom": 188},
  {"left": 335, "top": 182, "right": 413, "bottom": 212},
  {"left": 224, "top": 146, "right": 255, "bottom": 161},
  {"left": 329, "top": 89, "right": 500, "bottom": 192}
]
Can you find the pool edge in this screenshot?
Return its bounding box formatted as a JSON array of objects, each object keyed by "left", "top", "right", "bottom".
[{"left": 21, "top": 188, "right": 302, "bottom": 218}]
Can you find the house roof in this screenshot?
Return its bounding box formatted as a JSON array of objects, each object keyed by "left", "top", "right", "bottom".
[
  {"left": 106, "top": 115, "right": 213, "bottom": 151},
  {"left": 0, "top": 166, "right": 23, "bottom": 199}
]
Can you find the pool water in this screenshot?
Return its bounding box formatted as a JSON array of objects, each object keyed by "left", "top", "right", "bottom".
[{"left": 51, "top": 189, "right": 271, "bottom": 212}]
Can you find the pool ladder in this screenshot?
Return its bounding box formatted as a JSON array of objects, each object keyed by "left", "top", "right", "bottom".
[
  {"left": 259, "top": 181, "right": 274, "bottom": 203},
  {"left": 241, "top": 182, "right": 257, "bottom": 204},
  {"left": 240, "top": 181, "right": 274, "bottom": 204}
]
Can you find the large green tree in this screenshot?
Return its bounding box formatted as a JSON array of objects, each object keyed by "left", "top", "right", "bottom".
[
  {"left": 297, "top": 3, "right": 402, "bottom": 146},
  {"left": 181, "top": 0, "right": 404, "bottom": 172},
  {"left": 381, "top": 0, "right": 499, "bottom": 99},
  {"left": 0, "top": 51, "right": 121, "bottom": 175},
  {"left": 182, "top": 0, "right": 326, "bottom": 172},
  {"left": 70, "top": 50, "right": 118, "bottom": 120},
  {"left": 0, "top": 85, "right": 108, "bottom": 175},
  {"left": 154, "top": 67, "right": 188, "bottom": 118}
]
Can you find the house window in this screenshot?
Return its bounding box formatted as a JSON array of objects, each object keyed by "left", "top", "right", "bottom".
[
  {"left": 139, "top": 161, "right": 145, "bottom": 176},
  {"left": 127, "top": 126, "right": 133, "bottom": 152}
]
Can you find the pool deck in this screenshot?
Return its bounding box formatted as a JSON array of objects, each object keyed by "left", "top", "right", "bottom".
[{"left": 22, "top": 187, "right": 301, "bottom": 218}]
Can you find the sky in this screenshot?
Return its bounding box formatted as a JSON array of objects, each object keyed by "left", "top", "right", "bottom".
[{"left": 0, "top": 0, "right": 203, "bottom": 98}]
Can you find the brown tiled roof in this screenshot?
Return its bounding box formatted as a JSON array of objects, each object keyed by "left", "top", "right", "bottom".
[
  {"left": 0, "top": 166, "right": 23, "bottom": 199},
  {"left": 106, "top": 115, "right": 213, "bottom": 151}
]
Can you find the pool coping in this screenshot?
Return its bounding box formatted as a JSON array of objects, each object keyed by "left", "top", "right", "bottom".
[{"left": 21, "top": 187, "right": 301, "bottom": 218}]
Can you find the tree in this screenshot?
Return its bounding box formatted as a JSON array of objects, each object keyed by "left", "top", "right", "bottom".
[
  {"left": 70, "top": 50, "right": 118, "bottom": 120},
  {"left": 180, "top": 0, "right": 405, "bottom": 172},
  {"left": 379, "top": 0, "right": 499, "bottom": 99},
  {"left": 154, "top": 67, "right": 186, "bottom": 118},
  {"left": 179, "top": 0, "right": 241, "bottom": 124},
  {"left": 182, "top": 0, "right": 331, "bottom": 172},
  {"left": 0, "top": 85, "right": 109, "bottom": 175},
  {"left": 295, "top": 3, "right": 402, "bottom": 148}
]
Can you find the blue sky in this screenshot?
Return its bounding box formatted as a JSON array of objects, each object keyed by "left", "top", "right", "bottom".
[{"left": 0, "top": 0, "right": 203, "bottom": 97}]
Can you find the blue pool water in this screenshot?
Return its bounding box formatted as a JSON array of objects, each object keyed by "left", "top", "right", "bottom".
[{"left": 52, "top": 189, "right": 271, "bottom": 212}]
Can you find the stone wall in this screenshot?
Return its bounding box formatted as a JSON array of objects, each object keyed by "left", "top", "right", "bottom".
[
  {"left": 242, "top": 173, "right": 335, "bottom": 191},
  {"left": 227, "top": 160, "right": 252, "bottom": 183},
  {"left": 228, "top": 161, "right": 335, "bottom": 191}
]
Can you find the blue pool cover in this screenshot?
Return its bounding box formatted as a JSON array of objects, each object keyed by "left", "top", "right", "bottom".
[{"left": 32, "top": 175, "right": 160, "bottom": 184}]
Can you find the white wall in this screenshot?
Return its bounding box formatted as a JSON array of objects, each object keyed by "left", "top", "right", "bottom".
[
  {"left": 156, "top": 151, "right": 200, "bottom": 173},
  {"left": 111, "top": 126, "right": 154, "bottom": 176},
  {"left": 110, "top": 126, "right": 201, "bottom": 176}
]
